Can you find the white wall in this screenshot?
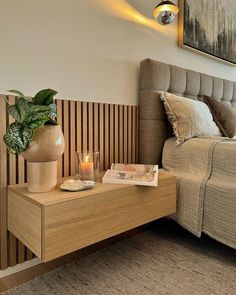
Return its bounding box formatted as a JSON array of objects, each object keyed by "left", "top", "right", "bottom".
[{"left": 0, "top": 0, "right": 235, "bottom": 105}]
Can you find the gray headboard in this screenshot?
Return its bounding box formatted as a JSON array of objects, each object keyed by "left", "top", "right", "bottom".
[{"left": 138, "top": 58, "right": 236, "bottom": 165}]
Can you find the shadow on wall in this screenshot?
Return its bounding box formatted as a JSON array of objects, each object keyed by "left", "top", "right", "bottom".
[{"left": 90, "top": 0, "right": 176, "bottom": 36}]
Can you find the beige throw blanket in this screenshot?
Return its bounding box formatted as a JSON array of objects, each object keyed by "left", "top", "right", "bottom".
[{"left": 163, "top": 137, "right": 236, "bottom": 249}]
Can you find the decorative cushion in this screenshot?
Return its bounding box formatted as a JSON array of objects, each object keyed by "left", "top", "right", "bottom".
[
  {"left": 201, "top": 95, "right": 236, "bottom": 138},
  {"left": 161, "top": 92, "right": 222, "bottom": 144}
]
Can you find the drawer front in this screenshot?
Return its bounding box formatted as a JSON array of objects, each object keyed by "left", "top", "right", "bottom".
[
  {"left": 8, "top": 191, "right": 42, "bottom": 258},
  {"left": 42, "top": 180, "right": 176, "bottom": 261}
]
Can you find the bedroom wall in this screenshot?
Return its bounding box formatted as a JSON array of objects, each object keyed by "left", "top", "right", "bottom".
[{"left": 0, "top": 0, "right": 235, "bottom": 105}]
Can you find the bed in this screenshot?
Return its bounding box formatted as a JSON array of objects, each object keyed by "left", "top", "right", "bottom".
[{"left": 139, "top": 59, "right": 236, "bottom": 249}]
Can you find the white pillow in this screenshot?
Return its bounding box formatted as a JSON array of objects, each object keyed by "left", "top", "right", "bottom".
[{"left": 161, "top": 92, "right": 222, "bottom": 144}]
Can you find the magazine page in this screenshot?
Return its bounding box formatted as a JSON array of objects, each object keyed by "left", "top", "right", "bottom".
[{"left": 102, "top": 164, "right": 158, "bottom": 186}]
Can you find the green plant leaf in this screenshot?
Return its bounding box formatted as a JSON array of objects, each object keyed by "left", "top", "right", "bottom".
[
  {"left": 7, "top": 90, "right": 31, "bottom": 101},
  {"left": 4, "top": 88, "right": 59, "bottom": 154},
  {"left": 33, "top": 89, "right": 58, "bottom": 106},
  {"left": 48, "top": 103, "right": 57, "bottom": 118},
  {"left": 28, "top": 116, "right": 49, "bottom": 130},
  {"left": 4, "top": 122, "right": 33, "bottom": 154},
  {"left": 15, "top": 98, "right": 33, "bottom": 123},
  {"left": 24, "top": 105, "right": 51, "bottom": 126},
  {"left": 7, "top": 105, "right": 21, "bottom": 122}
]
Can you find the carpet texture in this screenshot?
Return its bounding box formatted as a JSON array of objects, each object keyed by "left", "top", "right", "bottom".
[{"left": 4, "top": 220, "right": 236, "bottom": 295}]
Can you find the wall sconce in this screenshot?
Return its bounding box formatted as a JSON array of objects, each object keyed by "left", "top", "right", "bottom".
[{"left": 153, "top": 1, "right": 179, "bottom": 25}]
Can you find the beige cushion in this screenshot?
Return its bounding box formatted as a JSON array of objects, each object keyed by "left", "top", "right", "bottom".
[
  {"left": 201, "top": 95, "right": 236, "bottom": 138},
  {"left": 161, "top": 92, "right": 222, "bottom": 144}
]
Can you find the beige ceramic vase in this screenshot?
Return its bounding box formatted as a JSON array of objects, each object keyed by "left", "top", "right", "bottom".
[{"left": 22, "top": 125, "right": 65, "bottom": 193}]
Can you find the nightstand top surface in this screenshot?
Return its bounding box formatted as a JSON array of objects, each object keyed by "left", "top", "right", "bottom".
[{"left": 8, "top": 169, "right": 175, "bottom": 207}]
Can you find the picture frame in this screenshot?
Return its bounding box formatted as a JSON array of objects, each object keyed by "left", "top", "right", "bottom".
[{"left": 178, "top": 0, "right": 236, "bottom": 66}]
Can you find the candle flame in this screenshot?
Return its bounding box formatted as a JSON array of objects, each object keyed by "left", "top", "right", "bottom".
[{"left": 85, "top": 155, "right": 89, "bottom": 163}]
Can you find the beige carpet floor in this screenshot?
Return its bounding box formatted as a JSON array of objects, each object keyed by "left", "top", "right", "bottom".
[{"left": 4, "top": 220, "right": 236, "bottom": 295}]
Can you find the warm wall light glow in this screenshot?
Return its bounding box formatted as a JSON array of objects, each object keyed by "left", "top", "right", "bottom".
[{"left": 91, "top": 0, "right": 175, "bottom": 35}]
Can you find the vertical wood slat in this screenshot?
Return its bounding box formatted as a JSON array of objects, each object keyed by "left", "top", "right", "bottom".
[
  {"left": 56, "top": 100, "right": 63, "bottom": 178},
  {"left": 76, "top": 101, "right": 82, "bottom": 154},
  {"left": 76, "top": 101, "right": 82, "bottom": 176},
  {"left": 17, "top": 154, "right": 26, "bottom": 264},
  {"left": 136, "top": 106, "right": 139, "bottom": 163},
  {"left": 88, "top": 103, "right": 93, "bottom": 152},
  {"left": 94, "top": 103, "right": 99, "bottom": 153},
  {"left": 104, "top": 104, "right": 109, "bottom": 170},
  {"left": 82, "top": 102, "right": 88, "bottom": 153},
  {"left": 128, "top": 106, "right": 132, "bottom": 164},
  {"left": 99, "top": 104, "right": 104, "bottom": 171},
  {"left": 63, "top": 101, "right": 70, "bottom": 177},
  {"left": 132, "top": 106, "right": 137, "bottom": 164},
  {"left": 114, "top": 105, "right": 119, "bottom": 163},
  {"left": 8, "top": 96, "right": 17, "bottom": 267},
  {"left": 109, "top": 105, "right": 114, "bottom": 165},
  {"left": 119, "top": 105, "right": 124, "bottom": 163},
  {"left": 123, "top": 106, "right": 128, "bottom": 164},
  {"left": 0, "top": 97, "right": 138, "bottom": 270},
  {"left": 0, "top": 97, "right": 8, "bottom": 270},
  {"left": 70, "top": 101, "right": 76, "bottom": 176}
]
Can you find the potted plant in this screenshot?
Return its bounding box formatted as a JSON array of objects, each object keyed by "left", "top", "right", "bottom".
[{"left": 3, "top": 89, "right": 65, "bottom": 192}]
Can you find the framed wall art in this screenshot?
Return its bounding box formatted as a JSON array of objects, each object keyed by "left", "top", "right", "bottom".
[{"left": 178, "top": 0, "right": 236, "bottom": 66}]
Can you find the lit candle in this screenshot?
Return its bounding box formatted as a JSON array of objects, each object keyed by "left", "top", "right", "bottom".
[{"left": 80, "top": 155, "right": 94, "bottom": 180}]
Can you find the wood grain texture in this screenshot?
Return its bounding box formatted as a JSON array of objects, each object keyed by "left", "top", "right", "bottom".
[
  {"left": 70, "top": 101, "right": 76, "bottom": 176},
  {"left": 8, "top": 96, "right": 17, "bottom": 267},
  {"left": 8, "top": 191, "right": 41, "bottom": 258},
  {"left": 0, "top": 97, "right": 8, "bottom": 270},
  {"left": 8, "top": 171, "right": 176, "bottom": 262},
  {"left": 56, "top": 100, "right": 63, "bottom": 178},
  {"left": 0, "top": 97, "right": 138, "bottom": 269},
  {"left": 63, "top": 101, "right": 70, "bottom": 177}
]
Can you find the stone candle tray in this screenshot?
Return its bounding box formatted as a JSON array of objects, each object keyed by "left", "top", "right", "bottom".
[{"left": 60, "top": 179, "right": 96, "bottom": 192}]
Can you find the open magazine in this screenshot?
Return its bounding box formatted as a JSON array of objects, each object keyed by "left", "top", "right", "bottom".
[{"left": 102, "top": 164, "right": 158, "bottom": 186}]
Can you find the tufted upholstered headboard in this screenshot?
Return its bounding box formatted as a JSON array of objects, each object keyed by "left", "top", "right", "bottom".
[{"left": 138, "top": 58, "right": 236, "bottom": 165}]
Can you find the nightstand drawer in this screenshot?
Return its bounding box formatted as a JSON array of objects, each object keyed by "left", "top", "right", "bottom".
[{"left": 8, "top": 171, "right": 176, "bottom": 262}]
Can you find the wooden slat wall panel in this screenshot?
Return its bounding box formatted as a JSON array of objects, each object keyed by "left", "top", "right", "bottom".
[
  {"left": 63, "top": 101, "right": 70, "bottom": 177},
  {"left": 0, "top": 97, "right": 138, "bottom": 270},
  {"left": 94, "top": 103, "right": 99, "bottom": 153},
  {"left": 76, "top": 101, "right": 82, "bottom": 170},
  {"left": 8, "top": 96, "right": 17, "bottom": 267},
  {"left": 99, "top": 104, "right": 104, "bottom": 171},
  {"left": 119, "top": 105, "right": 124, "bottom": 163},
  {"left": 70, "top": 101, "right": 76, "bottom": 176},
  {"left": 56, "top": 100, "right": 63, "bottom": 178},
  {"left": 109, "top": 105, "right": 114, "bottom": 166},
  {"left": 0, "top": 97, "right": 8, "bottom": 270},
  {"left": 114, "top": 105, "right": 119, "bottom": 163},
  {"left": 104, "top": 104, "right": 109, "bottom": 170},
  {"left": 17, "top": 154, "right": 26, "bottom": 264},
  {"left": 88, "top": 103, "right": 93, "bottom": 153}
]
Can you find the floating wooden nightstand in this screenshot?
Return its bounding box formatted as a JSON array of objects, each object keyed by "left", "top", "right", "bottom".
[{"left": 8, "top": 170, "right": 176, "bottom": 262}]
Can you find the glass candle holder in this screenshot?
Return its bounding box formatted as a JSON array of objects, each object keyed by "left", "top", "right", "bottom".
[{"left": 76, "top": 151, "right": 99, "bottom": 181}]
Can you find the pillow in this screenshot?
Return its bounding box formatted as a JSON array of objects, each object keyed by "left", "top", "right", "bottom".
[
  {"left": 161, "top": 92, "right": 222, "bottom": 144},
  {"left": 201, "top": 95, "right": 236, "bottom": 138}
]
